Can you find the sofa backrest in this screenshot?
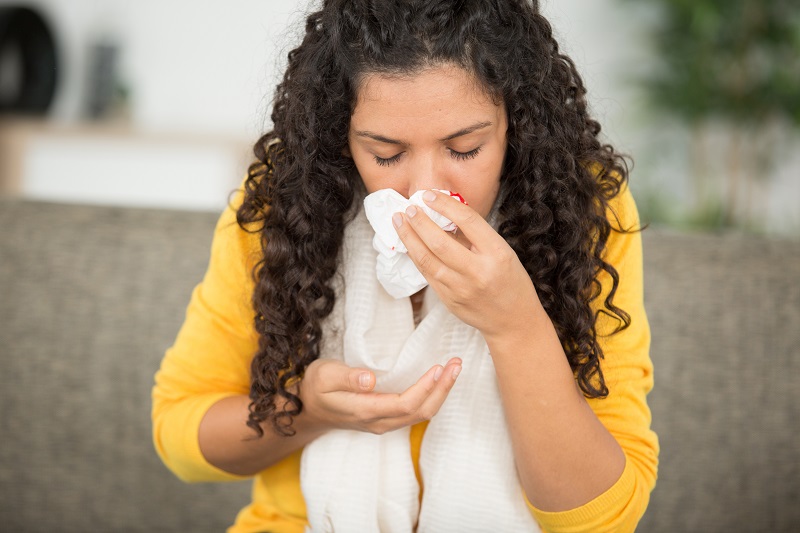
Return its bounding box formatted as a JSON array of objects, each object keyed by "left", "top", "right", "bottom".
[
  {"left": 639, "top": 227, "right": 800, "bottom": 532},
  {"left": 1, "top": 199, "right": 798, "bottom": 532},
  {"left": 0, "top": 200, "right": 250, "bottom": 532}
]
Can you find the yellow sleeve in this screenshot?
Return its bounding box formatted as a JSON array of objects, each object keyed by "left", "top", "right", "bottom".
[
  {"left": 151, "top": 182, "right": 262, "bottom": 483},
  {"left": 529, "top": 185, "right": 660, "bottom": 532}
]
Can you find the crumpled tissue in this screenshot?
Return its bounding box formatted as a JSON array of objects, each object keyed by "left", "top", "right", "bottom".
[{"left": 363, "top": 189, "right": 466, "bottom": 299}]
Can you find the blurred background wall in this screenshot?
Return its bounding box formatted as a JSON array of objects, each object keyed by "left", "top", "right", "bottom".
[{"left": 0, "top": 0, "right": 798, "bottom": 233}]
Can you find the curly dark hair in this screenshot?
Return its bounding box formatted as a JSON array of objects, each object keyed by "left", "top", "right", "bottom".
[{"left": 237, "top": 0, "right": 633, "bottom": 437}]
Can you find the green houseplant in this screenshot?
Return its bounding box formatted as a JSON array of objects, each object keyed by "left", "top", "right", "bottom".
[{"left": 625, "top": 0, "right": 800, "bottom": 230}]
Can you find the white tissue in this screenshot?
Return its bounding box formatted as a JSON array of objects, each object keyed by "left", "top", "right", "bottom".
[{"left": 363, "top": 189, "right": 463, "bottom": 299}]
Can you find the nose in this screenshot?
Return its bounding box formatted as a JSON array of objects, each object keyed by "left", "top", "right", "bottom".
[{"left": 404, "top": 151, "right": 446, "bottom": 198}]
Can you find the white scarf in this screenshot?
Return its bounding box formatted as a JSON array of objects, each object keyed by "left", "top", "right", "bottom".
[{"left": 300, "top": 208, "right": 540, "bottom": 532}]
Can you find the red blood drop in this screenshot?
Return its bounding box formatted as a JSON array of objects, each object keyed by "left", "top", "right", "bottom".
[{"left": 449, "top": 192, "right": 467, "bottom": 205}]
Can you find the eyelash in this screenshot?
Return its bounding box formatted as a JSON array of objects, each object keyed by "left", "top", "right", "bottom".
[
  {"left": 373, "top": 146, "right": 483, "bottom": 167},
  {"left": 374, "top": 153, "right": 403, "bottom": 167},
  {"left": 451, "top": 146, "right": 482, "bottom": 162}
]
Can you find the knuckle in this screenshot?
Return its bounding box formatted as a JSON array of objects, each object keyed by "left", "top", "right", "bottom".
[
  {"left": 416, "top": 252, "right": 433, "bottom": 274},
  {"left": 420, "top": 375, "right": 437, "bottom": 394},
  {"left": 462, "top": 211, "right": 478, "bottom": 227},
  {"left": 496, "top": 247, "right": 515, "bottom": 265},
  {"left": 449, "top": 288, "right": 468, "bottom": 307},
  {"left": 474, "top": 271, "right": 492, "bottom": 292},
  {"left": 430, "top": 267, "right": 448, "bottom": 284},
  {"left": 308, "top": 361, "right": 330, "bottom": 391},
  {"left": 341, "top": 371, "right": 356, "bottom": 391},
  {"left": 307, "top": 359, "right": 323, "bottom": 378},
  {"left": 452, "top": 273, "right": 477, "bottom": 300},
  {"left": 430, "top": 236, "right": 449, "bottom": 255},
  {"left": 418, "top": 405, "right": 439, "bottom": 420},
  {"left": 397, "top": 398, "right": 416, "bottom": 417},
  {"left": 358, "top": 415, "right": 378, "bottom": 430},
  {"left": 360, "top": 403, "right": 380, "bottom": 422},
  {"left": 372, "top": 425, "right": 388, "bottom": 436}
]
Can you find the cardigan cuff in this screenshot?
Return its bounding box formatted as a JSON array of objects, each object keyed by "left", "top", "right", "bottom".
[{"left": 527, "top": 456, "right": 637, "bottom": 533}]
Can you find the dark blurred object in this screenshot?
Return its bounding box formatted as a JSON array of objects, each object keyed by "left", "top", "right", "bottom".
[
  {"left": 0, "top": 6, "right": 59, "bottom": 115},
  {"left": 85, "top": 40, "right": 119, "bottom": 119}
]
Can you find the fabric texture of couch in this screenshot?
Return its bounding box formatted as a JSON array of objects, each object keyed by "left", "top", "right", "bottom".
[{"left": 1, "top": 199, "right": 798, "bottom": 532}]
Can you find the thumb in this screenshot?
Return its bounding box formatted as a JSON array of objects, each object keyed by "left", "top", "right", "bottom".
[
  {"left": 309, "top": 359, "right": 373, "bottom": 393},
  {"left": 347, "top": 367, "right": 375, "bottom": 392}
]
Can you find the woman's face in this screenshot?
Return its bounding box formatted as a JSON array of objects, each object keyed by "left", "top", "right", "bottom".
[{"left": 348, "top": 64, "right": 508, "bottom": 219}]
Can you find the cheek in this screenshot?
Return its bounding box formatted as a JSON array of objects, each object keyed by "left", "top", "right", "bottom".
[
  {"left": 458, "top": 162, "right": 502, "bottom": 218},
  {"left": 471, "top": 194, "right": 499, "bottom": 220},
  {"left": 352, "top": 154, "right": 382, "bottom": 193},
  {"left": 359, "top": 172, "right": 380, "bottom": 194},
  {"left": 358, "top": 169, "right": 404, "bottom": 196}
]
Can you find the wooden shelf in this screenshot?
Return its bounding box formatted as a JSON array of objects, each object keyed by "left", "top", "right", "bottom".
[{"left": 0, "top": 116, "right": 254, "bottom": 210}]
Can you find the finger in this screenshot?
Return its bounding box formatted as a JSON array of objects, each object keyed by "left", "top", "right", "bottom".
[
  {"left": 414, "top": 358, "right": 463, "bottom": 420},
  {"left": 351, "top": 360, "right": 462, "bottom": 432},
  {"left": 396, "top": 204, "right": 473, "bottom": 276},
  {"left": 421, "top": 189, "right": 503, "bottom": 252},
  {"left": 443, "top": 356, "right": 463, "bottom": 368},
  {"left": 386, "top": 363, "right": 444, "bottom": 418},
  {"left": 317, "top": 360, "right": 375, "bottom": 393},
  {"left": 350, "top": 368, "right": 376, "bottom": 392},
  {"left": 357, "top": 363, "right": 442, "bottom": 421},
  {"left": 394, "top": 210, "right": 448, "bottom": 281},
  {"left": 390, "top": 358, "right": 462, "bottom": 419}
]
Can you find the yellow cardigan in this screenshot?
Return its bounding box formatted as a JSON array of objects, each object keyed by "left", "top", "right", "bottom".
[{"left": 152, "top": 183, "right": 658, "bottom": 533}]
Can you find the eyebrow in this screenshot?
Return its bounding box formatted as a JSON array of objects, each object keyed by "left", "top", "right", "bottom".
[{"left": 354, "top": 121, "right": 493, "bottom": 145}]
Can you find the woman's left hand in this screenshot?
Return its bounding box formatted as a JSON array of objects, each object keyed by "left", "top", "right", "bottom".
[{"left": 393, "top": 189, "right": 542, "bottom": 342}]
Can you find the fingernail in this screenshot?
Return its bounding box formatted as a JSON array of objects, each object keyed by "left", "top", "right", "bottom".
[
  {"left": 423, "top": 190, "right": 436, "bottom": 202},
  {"left": 452, "top": 365, "right": 462, "bottom": 378},
  {"left": 359, "top": 372, "right": 371, "bottom": 389},
  {"left": 405, "top": 205, "right": 418, "bottom": 218},
  {"left": 392, "top": 213, "right": 403, "bottom": 227},
  {"left": 434, "top": 366, "right": 443, "bottom": 382}
]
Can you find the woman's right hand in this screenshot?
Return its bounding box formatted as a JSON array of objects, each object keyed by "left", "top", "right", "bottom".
[{"left": 300, "top": 357, "right": 462, "bottom": 435}]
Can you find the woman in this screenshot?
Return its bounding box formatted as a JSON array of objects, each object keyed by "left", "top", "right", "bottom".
[{"left": 152, "top": 1, "right": 658, "bottom": 531}]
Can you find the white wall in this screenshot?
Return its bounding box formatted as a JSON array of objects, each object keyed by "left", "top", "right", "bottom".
[
  {"left": 20, "top": 129, "right": 247, "bottom": 210},
  {"left": 6, "top": 0, "right": 638, "bottom": 140},
  {"left": 1, "top": 0, "right": 311, "bottom": 209}
]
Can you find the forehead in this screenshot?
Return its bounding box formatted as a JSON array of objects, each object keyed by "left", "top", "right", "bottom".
[{"left": 352, "top": 64, "right": 501, "bottom": 124}]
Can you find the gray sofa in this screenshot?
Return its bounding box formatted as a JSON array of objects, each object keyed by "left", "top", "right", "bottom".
[{"left": 1, "top": 199, "right": 798, "bottom": 532}]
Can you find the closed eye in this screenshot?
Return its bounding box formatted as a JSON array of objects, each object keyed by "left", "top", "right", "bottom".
[
  {"left": 373, "top": 145, "right": 483, "bottom": 167},
  {"left": 374, "top": 153, "right": 404, "bottom": 167},
  {"left": 449, "top": 146, "right": 482, "bottom": 161}
]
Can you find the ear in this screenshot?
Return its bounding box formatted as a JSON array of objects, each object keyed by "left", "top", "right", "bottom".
[{"left": 342, "top": 144, "right": 352, "bottom": 158}]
